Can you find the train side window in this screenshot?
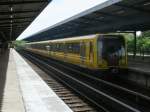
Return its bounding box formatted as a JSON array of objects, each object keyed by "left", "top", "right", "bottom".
[
  {"left": 59, "top": 43, "right": 64, "bottom": 52},
  {"left": 77, "top": 43, "right": 80, "bottom": 54},
  {"left": 42, "top": 44, "right": 44, "bottom": 50},
  {"left": 72, "top": 43, "right": 80, "bottom": 54},
  {"left": 55, "top": 44, "right": 57, "bottom": 51},
  {"left": 70, "top": 44, "right": 72, "bottom": 53},
  {"left": 50, "top": 44, "right": 52, "bottom": 51},
  {"left": 51, "top": 44, "right": 53, "bottom": 51},
  {"left": 67, "top": 43, "right": 72, "bottom": 53},
  {"left": 72, "top": 43, "right": 75, "bottom": 53},
  {"left": 58, "top": 43, "right": 60, "bottom": 51},
  {"left": 36, "top": 44, "right": 39, "bottom": 49},
  {"left": 59, "top": 43, "right": 63, "bottom": 52},
  {"left": 53, "top": 44, "right": 55, "bottom": 51},
  {"left": 49, "top": 44, "right": 51, "bottom": 51},
  {"left": 62, "top": 43, "right": 64, "bottom": 52},
  {"left": 57, "top": 43, "right": 60, "bottom": 51},
  {"left": 63, "top": 43, "right": 67, "bottom": 53},
  {"left": 43, "top": 43, "right": 45, "bottom": 50},
  {"left": 45, "top": 43, "right": 48, "bottom": 50},
  {"left": 54, "top": 44, "right": 56, "bottom": 51},
  {"left": 39, "top": 44, "right": 41, "bottom": 49},
  {"left": 46, "top": 45, "right": 50, "bottom": 51},
  {"left": 58, "top": 43, "right": 60, "bottom": 52},
  {"left": 63, "top": 43, "right": 65, "bottom": 52},
  {"left": 40, "top": 44, "right": 42, "bottom": 50},
  {"left": 80, "top": 42, "right": 86, "bottom": 58},
  {"left": 32, "top": 44, "right": 35, "bottom": 49},
  {"left": 53, "top": 44, "right": 56, "bottom": 51},
  {"left": 41, "top": 43, "right": 45, "bottom": 50},
  {"left": 52, "top": 44, "right": 55, "bottom": 51},
  {"left": 37, "top": 44, "right": 39, "bottom": 49}
]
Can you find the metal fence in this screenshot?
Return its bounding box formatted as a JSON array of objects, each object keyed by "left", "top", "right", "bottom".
[{"left": 128, "top": 48, "right": 150, "bottom": 59}]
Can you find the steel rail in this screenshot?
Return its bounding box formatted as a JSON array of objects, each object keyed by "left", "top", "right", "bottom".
[
  {"left": 21, "top": 51, "right": 142, "bottom": 112},
  {"left": 28, "top": 50, "right": 150, "bottom": 102}
]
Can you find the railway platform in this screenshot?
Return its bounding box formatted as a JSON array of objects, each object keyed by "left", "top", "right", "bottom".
[
  {"left": 128, "top": 55, "right": 150, "bottom": 75},
  {"left": 0, "top": 49, "right": 72, "bottom": 112}
]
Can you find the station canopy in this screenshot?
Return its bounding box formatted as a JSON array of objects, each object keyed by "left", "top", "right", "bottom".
[
  {"left": 0, "top": 0, "right": 51, "bottom": 44},
  {"left": 25, "top": 0, "right": 150, "bottom": 42}
]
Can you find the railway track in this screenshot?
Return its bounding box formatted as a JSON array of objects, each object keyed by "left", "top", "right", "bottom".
[
  {"left": 23, "top": 52, "right": 99, "bottom": 112},
  {"left": 20, "top": 50, "right": 150, "bottom": 112}
]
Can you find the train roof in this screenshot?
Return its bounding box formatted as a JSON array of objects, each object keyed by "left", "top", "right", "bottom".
[
  {"left": 51, "top": 34, "right": 98, "bottom": 42},
  {"left": 26, "top": 34, "right": 124, "bottom": 44},
  {"left": 26, "top": 40, "right": 50, "bottom": 44},
  {"left": 27, "top": 34, "right": 98, "bottom": 44}
]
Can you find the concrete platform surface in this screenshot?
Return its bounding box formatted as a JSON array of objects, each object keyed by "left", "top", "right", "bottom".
[
  {"left": 0, "top": 49, "right": 73, "bottom": 112},
  {"left": 13, "top": 49, "right": 73, "bottom": 112},
  {"left": 0, "top": 50, "right": 25, "bottom": 112}
]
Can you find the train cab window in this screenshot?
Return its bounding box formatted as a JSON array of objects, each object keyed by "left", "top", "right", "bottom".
[{"left": 98, "top": 35, "right": 125, "bottom": 65}]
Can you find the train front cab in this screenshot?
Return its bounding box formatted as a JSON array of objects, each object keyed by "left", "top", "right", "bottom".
[{"left": 96, "top": 35, "right": 127, "bottom": 73}]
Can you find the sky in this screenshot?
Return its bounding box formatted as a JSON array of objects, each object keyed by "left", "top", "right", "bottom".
[{"left": 17, "top": 0, "right": 108, "bottom": 40}]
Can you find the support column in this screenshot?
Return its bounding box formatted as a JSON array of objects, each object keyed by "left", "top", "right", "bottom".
[{"left": 133, "top": 31, "right": 137, "bottom": 58}]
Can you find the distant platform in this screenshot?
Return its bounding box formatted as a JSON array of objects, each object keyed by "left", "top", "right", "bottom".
[
  {"left": 128, "top": 54, "right": 150, "bottom": 75},
  {"left": 0, "top": 49, "right": 72, "bottom": 112}
]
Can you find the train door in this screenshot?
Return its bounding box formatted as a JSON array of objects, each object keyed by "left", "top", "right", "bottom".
[
  {"left": 45, "top": 43, "right": 51, "bottom": 55},
  {"left": 64, "top": 43, "right": 67, "bottom": 60},
  {"left": 80, "top": 42, "right": 86, "bottom": 64},
  {"left": 89, "top": 41, "right": 94, "bottom": 64}
]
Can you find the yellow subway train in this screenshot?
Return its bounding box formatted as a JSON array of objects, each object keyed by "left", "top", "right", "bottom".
[{"left": 25, "top": 34, "right": 127, "bottom": 72}]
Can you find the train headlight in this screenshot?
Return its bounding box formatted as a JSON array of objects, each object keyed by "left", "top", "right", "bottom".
[
  {"left": 119, "top": 59, "right": 126, "bottom": 66},
  {"left": 98, "top": 59, "right": 107, "bottom": 68}
]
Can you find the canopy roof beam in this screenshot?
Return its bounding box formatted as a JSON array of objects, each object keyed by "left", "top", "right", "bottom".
[
  {"left": 0, "top": 0, "right": 49, "bottom": 5},
  {"left": 0, "top": 10, "right": 39, "bottom": 15},
  {"left": 115, "top": 3, "right": 150, "bottom": 15},
  {"left": 0, "top": 16, "right": 34, "bottom": 21},
  {"left": 0, "top": 21, "right": 32, "bottom": 25}
]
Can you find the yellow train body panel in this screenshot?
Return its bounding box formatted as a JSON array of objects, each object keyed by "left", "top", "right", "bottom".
[{"left": 25, "top": 34, "right": 128, "bottom": 71}]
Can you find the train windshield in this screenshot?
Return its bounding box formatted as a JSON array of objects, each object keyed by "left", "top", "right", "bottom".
[{"left": 97, "top": 35, "right": 125, "bottom": 66}]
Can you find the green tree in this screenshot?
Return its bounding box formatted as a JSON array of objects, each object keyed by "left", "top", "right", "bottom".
[
  {"left": 142, "top": 30, "right": 150, "bottom": 37},
  {"left": 13, "top": 40, "right": 27, "bottom": 50}
]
